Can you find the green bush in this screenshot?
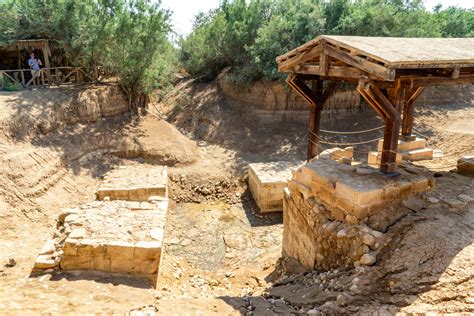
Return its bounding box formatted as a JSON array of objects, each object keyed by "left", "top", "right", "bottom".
[{"left": 179, "top": 0, "right": 474, "bottom": 84}]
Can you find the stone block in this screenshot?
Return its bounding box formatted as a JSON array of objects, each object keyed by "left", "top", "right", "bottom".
[
  {"left": 248, "top": 161, "right": 303, "bottom": 213},
  {"left": 401, "top": 148, "right": 433, "bottom": 161},
  {"left": 52, "top": 200, "right": 168, "bottom": 282},
  {"left": 97, "top": 166, "right": 168, "bottom": 201},
  {"left": 377, "top": 137, "right": 426, "bottom": 152},
  {"left": 134, "top": 241, "right": 161, "bottom": 260},
  {"left": 106, "top": 241, "right": 135, "bottom": 259}
]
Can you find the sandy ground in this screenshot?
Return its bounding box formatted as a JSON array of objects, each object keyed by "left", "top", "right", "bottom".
[{"left": 0, "top": 82, "right": 473, "bottom": 314}]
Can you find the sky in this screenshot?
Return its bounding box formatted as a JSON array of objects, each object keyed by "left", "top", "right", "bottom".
[{"left": 160, "top": 0, "right": 473, "bottom": 36}]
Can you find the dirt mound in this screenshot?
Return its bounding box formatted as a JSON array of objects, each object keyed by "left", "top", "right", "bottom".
[
  {"left": 116, "top": 117, "right": 199, "bottom": 166},
  {"left": 0, "top": 84, "right": 128, "bottom": 141}
]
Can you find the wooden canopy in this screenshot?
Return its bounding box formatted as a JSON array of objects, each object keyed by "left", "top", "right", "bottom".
[
  {"left": 0, "top": 39, "right": 52, "bottom": 71},
  {"left": 276, "top": 35, "right": 474, "bottom": 174}
]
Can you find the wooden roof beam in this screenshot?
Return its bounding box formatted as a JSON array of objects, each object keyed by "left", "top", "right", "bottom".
[
  {"left": 278, "top": 45, "right": 323, "bottom": 72},
  {"left": 325, "top": 45, "right": 396, "bottom": 81}
]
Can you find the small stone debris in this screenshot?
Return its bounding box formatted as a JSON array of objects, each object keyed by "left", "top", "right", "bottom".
[
  {"left": 458, "top": 194, "right": 474, "bottom": 203},
  {"left": 359, "top": 253, "right": 376, "bottom": 266},
  {"left": 4, "top": 258, "right": 16, "bottom": 268}
]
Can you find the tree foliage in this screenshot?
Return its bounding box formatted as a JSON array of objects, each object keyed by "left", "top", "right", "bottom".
[
  {"left": 0, "top": 0, "right": 177, "bottom": 111},
  {"left": 180, "top": 0, "right": 474, "bottom": 83}
]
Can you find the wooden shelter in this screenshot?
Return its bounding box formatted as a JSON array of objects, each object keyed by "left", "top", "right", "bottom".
[
  {"left": 0, "top": 39, "right": 85, "bottom": 87},
  {"left": 276, "top": 35, "right": 474, "bottom": 173}
]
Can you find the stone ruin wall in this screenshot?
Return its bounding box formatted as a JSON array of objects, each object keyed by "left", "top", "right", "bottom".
[{"left": 282, "top": 160, "right": 434, "bottom": 271}]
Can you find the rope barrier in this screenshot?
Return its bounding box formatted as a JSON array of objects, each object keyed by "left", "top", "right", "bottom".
[
  {"left": 320, "top": 125, "right": 385, "bottom": 135},
  {"left": 308, "top": 129, "right": 381, "bottom": 146}
]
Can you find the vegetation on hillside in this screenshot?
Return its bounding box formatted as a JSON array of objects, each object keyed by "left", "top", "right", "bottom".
[
  {"left": 0, "top": 0, "right": 177, "bottom": 111},
  {"left": 180, "top": 0, "right": 474, "bottom": 83}
]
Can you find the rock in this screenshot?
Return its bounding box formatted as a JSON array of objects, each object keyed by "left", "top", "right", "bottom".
[
  {"left": 458, "top": 156, "right": 474, "bottom": 176},
  {"left": 359, "top": 253, "right": 376, "bottom": 266},
  {"left": 345, "top": 214, "right": 358, "bottom": 224},
  {"left": 4, "top": 258, "right": 16, "bottom": 268},
  {"left": 34, "top": 255, "right": 58, "bottom": 269},
  {"left": 427, "top": 196, "right": 440, "bottom": 204},
  {"left": 443, "top": 197, "right": 464, "bottom": 208},
  {"left": 307, "top": 309, "right": 320, "bottom": 315},
  {"left": 149, "top": 228, "right": 164, "bottom": 240},
  {"left": 336, "top": 229, "right": 347, "bottom": 238},
  {"left": 458, "top": 194, "right": 474, "bottom": 202},
  {"left": 403, "top": 197, "right": 426, "bottom": 211},
  {"left": 39, "top": 240, "right": 56, "bottom": 255},
  {"left": 282, "top": 256, "right": 309, "bottom": 274},
  {"left": 356, "top": 167, "right": 374, "bottom": 175},
  {"left": 68, "top": 227, "right": 86, "bottom": 239},
  {"left": 362, "top": 234, "right": 376, "bottom": 247}
]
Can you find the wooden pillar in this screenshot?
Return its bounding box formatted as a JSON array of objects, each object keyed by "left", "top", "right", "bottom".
[
  {"left": 401, "top": 86, "right": 424, "bottom": 138},
  {"left": 308, "top": 79, "right": 323, "bottom": 160},
  {"left": 359, "top": 81, "right": 401, "bottom": 174},
  {"left": 42, "top": 42, "right": 51, "bottom": 85}
]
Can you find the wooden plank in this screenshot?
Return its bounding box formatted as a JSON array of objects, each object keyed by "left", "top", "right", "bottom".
[
  {"left": 278, "top": 45, "right": 323, "bottom": 72},
  {"left": 325, "top": 45, "right": 396, "bottom": 81},
  {"left": 406, "top": 74, "right": 474, "bottom": 86},
  {"left": 308, "top": 79, "right": 323, "bottom": 160},
  {"left": 319, "top": 46, "right": 329, "bottom": 76},
  {"left": 294, "top": 64, "right": 381, "bottom": 81},
  {"left": 286, "top": 74, "right": 317, "bottom": 106}
]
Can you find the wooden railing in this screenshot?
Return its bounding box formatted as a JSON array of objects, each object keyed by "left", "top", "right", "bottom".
[{"left": 0, "top": 67, "right": 88, "bottom": 88}]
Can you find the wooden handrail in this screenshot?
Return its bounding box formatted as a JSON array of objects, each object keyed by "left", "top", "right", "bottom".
[{"left": 1, "top": 67, "right": 87, "bottom": 88}]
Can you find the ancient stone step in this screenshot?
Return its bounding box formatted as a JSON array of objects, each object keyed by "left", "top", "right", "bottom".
[
  {"left": 96, "top": 165, "right": 168, "bottom": 201},
  {"left": 35, "top": 199, "right": 169, "bottom": 285},
  {"left": 248, "top": 161, "right": 303, "bottom": 213}
]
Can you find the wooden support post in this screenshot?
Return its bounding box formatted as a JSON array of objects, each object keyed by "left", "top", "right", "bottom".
[
  {"left": 42, "top": 44, "right": 51, "bottom": 85},
  {"left": 308, "top": 79, "right": 323, "bottom": 160},
  {"left": 359, "top": 81, "right": 401, "bottom": 174},
  {"left": 401, "top": 86, "right": 424, "bottom": 137}
]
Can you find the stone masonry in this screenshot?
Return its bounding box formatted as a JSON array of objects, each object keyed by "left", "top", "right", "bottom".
[
  {"left": 97, "top": 165, "right": 168, "bottom": 201},
  {"left": 248, "top": 161, "right": 303, "bottom": 212},
  {"left": 35, "top": 199, "right": 168, "bottom": 284},
  {"left": 35, "top": 165, "right": 169, "bottom": 285},
  {"left": 283, "top": 157, "right": 433, "bottom": 270}
]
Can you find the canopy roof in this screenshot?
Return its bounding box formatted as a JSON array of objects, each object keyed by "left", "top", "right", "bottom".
[
  {"left": 277, "top": 35, "right": 474, "bottom": 83},
  {"left": 0, "top": 39, "right": 50, "bottom": 52}
]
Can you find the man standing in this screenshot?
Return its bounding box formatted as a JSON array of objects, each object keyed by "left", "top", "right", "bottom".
[{"left": 28, "top": 52, "right": 42, "bottom": 86}]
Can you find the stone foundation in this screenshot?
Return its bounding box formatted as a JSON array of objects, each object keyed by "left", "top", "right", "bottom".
[
  {"left": 248, "top": 161, "right": 303, "bottom": 212},
  {"left": 283, "top": 158, "right": 433, "bottom": 270},
  {"left": 35, "top": 199, "right": 168, "bottom": 284},
  {"left": 97, "top": 165, "right": 168, "bottom": 201}
]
